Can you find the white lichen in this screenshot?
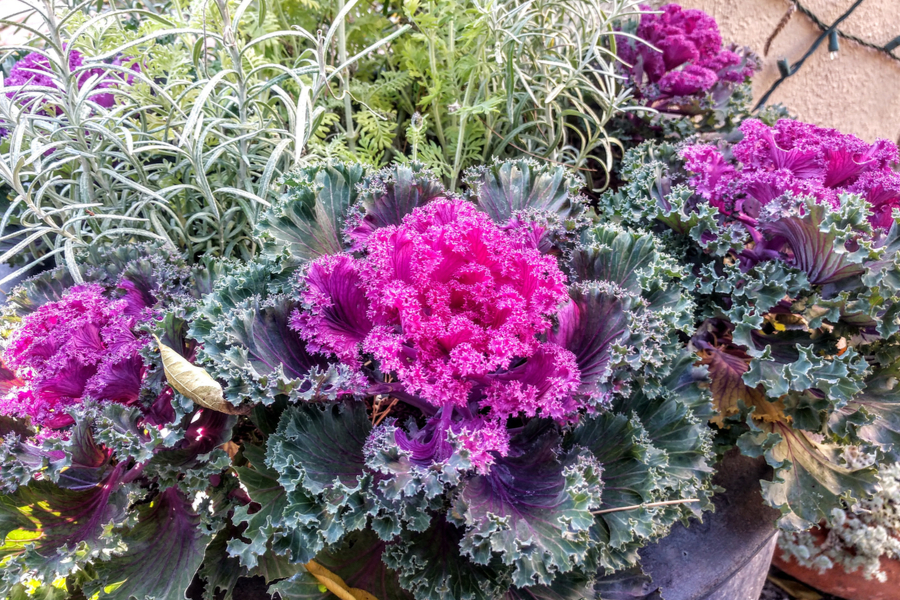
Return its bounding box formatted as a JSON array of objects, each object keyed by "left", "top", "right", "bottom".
[{"left": 778, "top": 461, "right": 900, "bottom": 581}]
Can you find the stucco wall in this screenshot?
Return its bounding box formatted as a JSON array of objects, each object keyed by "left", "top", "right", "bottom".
[{"left": 666, "top": 0, "right": 900, "bottom": 143}]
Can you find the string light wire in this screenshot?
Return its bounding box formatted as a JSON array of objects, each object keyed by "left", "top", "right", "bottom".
[{"left": 755, "top": 0, "right": 900, "bottom": 110}]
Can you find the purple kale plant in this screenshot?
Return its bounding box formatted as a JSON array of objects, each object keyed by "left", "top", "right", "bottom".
[
  {"left": 618, "top": 4, "right": 756, "bottom": 106},
  {"left": 1, "top": 282, "right": 151, "bottom": 432},
  {"left": 291, "top": 199, "right": 581, "bottom": 471},
  {"left": 683, "top": 118, "right": 900, "bottom": 231},
  {"left": 0, "top": 247, "right": 247, "bottom": 600},
  {"left": 173, "top": 160, "right": 716, "bottom": 599},
  {"left": 610, "top": 4, "right": 770, "bottom": 150},
  {"left": 604, "top": 118, "right": 900, "bottom": 532}
]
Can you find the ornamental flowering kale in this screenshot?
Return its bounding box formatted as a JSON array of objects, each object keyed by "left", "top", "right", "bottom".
[
  {"left": 619, "top": 4, "right": 756, "bottom": 104},
  {"left": 290, "top": 198, "right": 581, "bottom": 469},
  {"left": 5, "top": 49, "right": 139, "bottom": 110},
  {"left": 180, "top": 161, "right": 715, "bottom": 600},
  {"left": 683, "top": 118, "right": 900, "bottom": 230},
  {"left": 0, "top": 282, "right": 151, "bottom": 431},
  {"left": 604, "top": 125, "right": 900, "bottom": 532}
]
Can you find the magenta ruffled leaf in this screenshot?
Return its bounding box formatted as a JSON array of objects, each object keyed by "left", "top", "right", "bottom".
[
  {"left": 344, "top": 198, "right": 574, "bottom": 467},
  {"left": 684, "top": 118, "right": 900, "bottom": 233},
  {"left": 291, "top": 254, "right": 373, "bottom": 366},
  {"left": 1, "top": 279, "right": 154, "bottom": 431},
  {"left": 5, "top": 49, "right": 138, "bottom": 111}
]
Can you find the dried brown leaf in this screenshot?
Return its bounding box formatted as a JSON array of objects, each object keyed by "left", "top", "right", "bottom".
[{"left": 154, "top": 334, "right": 249, "bottom": 415}]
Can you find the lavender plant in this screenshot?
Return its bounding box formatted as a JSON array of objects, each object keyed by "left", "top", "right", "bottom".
[{"left": 0, "top": 0, "right": 408, "bottom": 282}]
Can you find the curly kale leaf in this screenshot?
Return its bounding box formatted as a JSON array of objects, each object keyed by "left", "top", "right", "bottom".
[
  {"left": 364, "top": 422, "right": 471, "bottom": 538},
  {"left": 84, "top": 487, "right": 211, "bottom": 600},
  {"left": 383, "top": 514, "right": 513, "bottom": 600},
  {"left": 203, "top": 522, "right": 304, "bottom": 600},
  {"left": 0, "top": 473, "right": 132, "bottom": 586},
  {"left": 344, "top": 162, "right": 446, "bottom": 249},
  {"left": 463, "top": 159, "right": 586, "bottom": 226},
  {"left": 450, "top": 421, "right": 603, "bottom": 588},
  {"left": 758, "top": 194, "right": 876, "bottom": 286},
  {"left": 191, "top": 293, "right": 356, "bottom": 408},
  {"left": 736, "top": 417, "right": 878, "bottom": 530},
  {"left": 570, "top": 354, "right": 714, "bottom": 574},
  {"left": 548, "top": 283, "right": 629, "bottom": 404},
  {"left": 503, "top": 569, "right": 595, "bottom": 600},
  {"left": 831, "top": 355, "right": 900, "bottom": 454},
  {"left": 257, "top": 162, "right": 366, "bottom": 260},
  {"left": 229, "top": 444, "right": 298, "bottom": 568},
  {"left": 263, "top": 401, "right": 372, "bottom": 562}
]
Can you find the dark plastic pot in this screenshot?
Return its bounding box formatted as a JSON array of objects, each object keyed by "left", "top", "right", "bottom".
[
  {"left": 638, "top": 449, "right": 782, "bottom": 600},
  {"left": 773, "top": 529, "right": 900, "bottom": 600}
]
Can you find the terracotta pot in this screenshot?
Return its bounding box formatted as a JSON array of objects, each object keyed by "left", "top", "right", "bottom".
[{"left": 773, "top": 529, "right": 900, "bottom": 600}]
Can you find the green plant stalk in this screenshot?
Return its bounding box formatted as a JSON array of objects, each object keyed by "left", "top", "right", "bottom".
[
  {"left": 44, "top": 0, "right": 100, "bottom": 232},
  {"left": 449, "top": 69, "right": 477, "bottom": 191},
  {"left": 338, "top": 0, "right": 356, "bottom": 150},
  {"left": 219, "top": 0, "right": 250, "bottom": 188},
  {"left": 426, "top": 9, "right": 447, "bottom": 157}
]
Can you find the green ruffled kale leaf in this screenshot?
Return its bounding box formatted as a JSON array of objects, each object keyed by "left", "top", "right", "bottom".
[
  {"left": 450, "top": 421, "right": 603, "bottom": 588},
  {"left": 257, "top": 162, "right": 367, "bottom": 260},
  {"left": 464, "top": 159, "right": 586, "bottom": 226}
]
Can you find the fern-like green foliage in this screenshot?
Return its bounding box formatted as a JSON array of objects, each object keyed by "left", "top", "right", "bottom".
[{"left": 307, "top": 0, "right": 645, "bottom": 191}]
